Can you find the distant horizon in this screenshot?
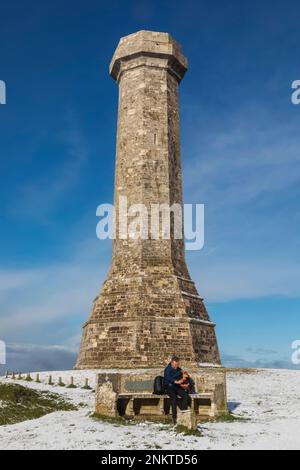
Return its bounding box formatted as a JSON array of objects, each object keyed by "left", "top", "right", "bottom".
[{"left": 1, "top": 341, "right": 300, "bottom": 375}]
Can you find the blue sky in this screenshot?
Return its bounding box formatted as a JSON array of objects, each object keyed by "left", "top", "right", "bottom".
[{"left": 0, "top": 0, "right": 299, "bottom": 372}]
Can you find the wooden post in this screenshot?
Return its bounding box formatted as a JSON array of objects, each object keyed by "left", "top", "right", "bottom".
[
  {"left": 58, "top": 377, "right": 65, "bottom": 387},
  {"left": 67, "top": 376, "right": 77, "bottom": 388},
  {"left": 82, "top": 378, "right": 92, "bottom": 390}
]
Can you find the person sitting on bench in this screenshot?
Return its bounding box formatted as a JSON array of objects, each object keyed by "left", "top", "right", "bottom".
[
  {"left": 180, "top": 370, "right": 196, "bottom": 394},
  {"left": 164, "top": 355, "right": 189, "bottom": 424}
]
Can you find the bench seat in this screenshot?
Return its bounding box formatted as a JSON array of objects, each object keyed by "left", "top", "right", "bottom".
[{"left": 117, "top": 392, "right": 215, "bottom": 418}]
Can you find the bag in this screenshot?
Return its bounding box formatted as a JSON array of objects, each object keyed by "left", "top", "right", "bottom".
[{"left": 153, "top": 376, "right": 165, "bottom": 395}]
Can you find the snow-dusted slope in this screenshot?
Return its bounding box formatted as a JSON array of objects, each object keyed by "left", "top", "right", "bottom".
[{"left": 0, "top": 369, "right": 299, "bottom": 450}]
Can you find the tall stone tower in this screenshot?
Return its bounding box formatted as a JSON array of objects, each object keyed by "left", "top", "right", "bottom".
[{"left": 76, "top": 31, "right": 221, "bottom": 370}]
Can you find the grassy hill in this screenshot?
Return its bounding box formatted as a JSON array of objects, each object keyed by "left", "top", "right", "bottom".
[{"left": 0, "top": 383, "right": 76, "bottom": 426}]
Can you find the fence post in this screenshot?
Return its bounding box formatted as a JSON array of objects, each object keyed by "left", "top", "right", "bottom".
[
  {"left": 83, "top": 378, "right": 92, "bottom": 390},
  {"left": 58, "top": 377, "right": 65, "bottom": 387}
]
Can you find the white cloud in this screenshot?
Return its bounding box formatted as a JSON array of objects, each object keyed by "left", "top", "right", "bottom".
[
  {"left": 0, "top": 342, "right": 77, "bottom": 373},
  {"left": 62, "top": 333, "right": 82, "bottom": 352},
  {"left": 182, "top": 101, "right": 300, "bottom": 302},
  {"left": 0, "top": 238, "right": 110, "bottom": 342},
  {"left": 222, "top": 353, "right": 299, "bottom": 370},
  {"left": 183, "top": 103, "right": 300, "bottom": 207},
  {"left": 0, "top": 269, "right": 43, "bottom": 295},
  {"left": 189, "top": 258, "right": 300, "bottom": 302}
]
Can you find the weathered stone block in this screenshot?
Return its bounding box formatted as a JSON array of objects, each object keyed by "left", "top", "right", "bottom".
[
  {"left": 95, "top": 380, "right": 118, "bottom": 417},
  {"left": 177, "top": 410, "right": 197, "bottom": 431}
]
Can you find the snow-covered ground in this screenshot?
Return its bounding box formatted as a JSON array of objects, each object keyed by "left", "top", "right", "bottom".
[{"left": 0, "top": 368, "right": 299, "bottom": 450}]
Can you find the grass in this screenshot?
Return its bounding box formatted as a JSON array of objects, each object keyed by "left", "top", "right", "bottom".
[
  {"left": 174, "top": 411, "right": 249, "bottom": 435},
  {"left": 175, "top": 424, "right": 202, "bottom": 437},
  {"left": 215, "top": 412, "right": 249, "bottom": 423},
  {"left": 91, "top": 408, "right": 248, "bottom": 438},
  {"left": 0, "top": 383, "right": 77, "bottom": 426},
  {"left": 91, "top": 412, "right": 201, "bottom": 437},
  {"left": 91, "top": 413, "right": 135, "bottom": 426}
]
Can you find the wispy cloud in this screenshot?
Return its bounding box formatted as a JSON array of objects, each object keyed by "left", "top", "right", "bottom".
[
  {"left": 0, "top": 342, "right": 77, "bottom": 374},
  {"left": 246, "top": 347, "right": 278, "bottom": 356},
  {"left": 0, "top": 238, "right": 110, "bottom": 342},
  {"left": 183, "top": 100, "right": 300, "bottom": 302},
  {"left": 0, "top": 269, "right": 42, "bottom": 297},
  {"left": 8, "top": 113, "right": 88, "bottom": 224},
  {"left": 189, "top": 258, "right": 300, "bottom": 302},
  {"left": 222, "top": 353, "right": 299, "bottom": 371},
  {"left": 184, "top": 103, "right": 300, "bottom": 206}
]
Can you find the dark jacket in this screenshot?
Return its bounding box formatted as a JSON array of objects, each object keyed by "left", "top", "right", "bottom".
[{"left": 164, "top": 363, "right": 182, "bottom": 387}]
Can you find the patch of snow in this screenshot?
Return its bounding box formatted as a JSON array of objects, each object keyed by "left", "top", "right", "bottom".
[{"left": 0, "top": 369, "right": 300, "bottom": 450}]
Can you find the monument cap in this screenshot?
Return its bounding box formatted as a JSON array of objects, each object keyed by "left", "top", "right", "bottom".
[{"left": 110, "top": 30, "right": 188, "bottom": 83}]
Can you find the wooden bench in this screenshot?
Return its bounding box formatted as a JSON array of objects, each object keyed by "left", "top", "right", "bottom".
[{"left": 117, "top": 392, "right": 215, "bottom": 419}]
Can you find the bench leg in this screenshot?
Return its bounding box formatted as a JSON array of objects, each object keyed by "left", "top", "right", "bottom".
[
  {"left": 125, "top": 398, "right": 135, "bottom": 417},
  {"left": 158, "top": 397, "right": 165, "bottom": 416},
  {"left": 209, "top": 400, "right": 217, "bottom": 418},
  {"left": 191, "top": 397, "right": 196, "bottom": 413}
]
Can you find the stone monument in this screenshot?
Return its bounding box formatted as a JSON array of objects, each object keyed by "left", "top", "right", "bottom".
[
  {"left": 76, "top": 31, "right": 227, "bottom": 417},
  {"left": 76, "top": 30, "right": 221, "bottom": 369}
]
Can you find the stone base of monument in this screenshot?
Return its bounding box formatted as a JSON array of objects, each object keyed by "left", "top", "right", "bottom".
[{"left": 95, "top": 367, "right": 227, "bottom": 422}]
